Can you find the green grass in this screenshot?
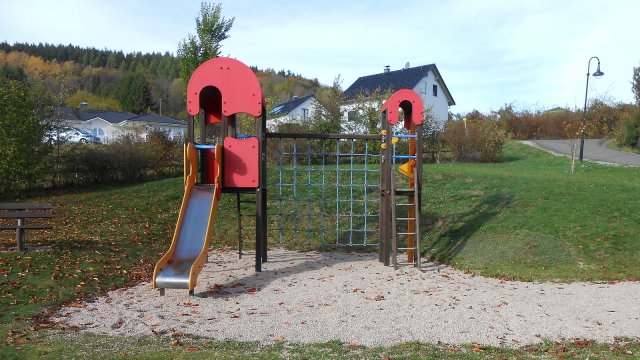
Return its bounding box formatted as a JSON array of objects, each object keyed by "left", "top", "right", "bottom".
[
  {"left": 7, "top": 332, "right": 640, "bottom": 359},
  {"left": 1, "top": 140, "right": 640, "bottom": 357},
  {"left": 605, "top": 138, "right": 640, "bottom": 155},
  {"left": 423, "top": 141, "right": 640, "bottom": 281}
]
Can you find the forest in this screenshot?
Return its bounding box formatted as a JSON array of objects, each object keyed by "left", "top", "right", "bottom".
[{"left": 0, "top": 41, "right": 324, "bottom": 119}]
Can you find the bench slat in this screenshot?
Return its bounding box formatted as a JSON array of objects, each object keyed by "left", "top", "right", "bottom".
[
  {"left": 0, "top": 203, "right": 53, "bottom": 210},
  {"left": 0, "top": 225, "right": 53, "bottom": 230},
  {"left": 0, "top": 211, "right": 53, "bottom": 219}
]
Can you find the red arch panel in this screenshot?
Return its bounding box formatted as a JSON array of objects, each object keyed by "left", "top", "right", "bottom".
[
  {"left": 187, "top": 57, "right": 263, "bottom": 122},
  {"left": 381, "top": 89, "right": 424, "bottom": 129}
]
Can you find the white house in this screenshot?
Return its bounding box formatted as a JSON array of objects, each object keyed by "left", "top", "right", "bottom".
[
  {"left": 58, "top": 107, "right": 186, "bottom": 142},
  {"left": 343, "top": 63, "right": 455, "bottom": 129},
  {"left": 268, "top": 95, "right": 317, "bottom": 131}
]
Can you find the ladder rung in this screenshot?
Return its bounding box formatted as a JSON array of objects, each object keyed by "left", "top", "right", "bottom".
[
  {"left": 396, "top": 217, "right": 415, "bottom": 221},
  {"left": 397, "top": 247, "right": 418, "bottom": 251},
  {"left": 396, "top": 203, "right": 415, "bottom": 206},
  {"left": 397, "top": 232, "right": 417, "bottom": 236}
]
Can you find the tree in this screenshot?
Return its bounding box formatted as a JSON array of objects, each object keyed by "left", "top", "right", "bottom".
[
  {"left": 177, "top": 2, "right": 234, "bottom": 81},
  {"left": 66, "top": 90, "right": 122, "bottom": 111},
  {"left": 115, "top": 73, "right": 154, "bottom": 114},
  {"left": 633, "top": 64, "right": 640, "bottom": 106},
  {"left": 0, "top": 78, "right": 51, "bottom": 198},
  {"left": 312, "top": 76, "right": 344, "bottom": 133},
  {"left": 347, "top": 87, "right": 393, "bottom": 134}
]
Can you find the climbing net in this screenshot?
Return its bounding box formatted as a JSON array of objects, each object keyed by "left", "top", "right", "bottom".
[{"left": 260, "top": 133, "right": 382, "bottom": 247}]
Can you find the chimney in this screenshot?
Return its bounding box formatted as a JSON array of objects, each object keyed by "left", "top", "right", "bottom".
[
  {"left": 384, "top": 65, "right": 390, "bottom": 73},
  {"left": 404, "top": 62, "right": 410, "bottom": 69},
  {"left": 80, "top": 101, "right": 88, "bottom": 111}
]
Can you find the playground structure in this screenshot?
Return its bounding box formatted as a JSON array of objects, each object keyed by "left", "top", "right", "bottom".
[
  {"left": 152, "top": 57, "right": 423, "bottom": 295},
  {"left": 153, "top": 57, "right": 267, "bottom": 295}
]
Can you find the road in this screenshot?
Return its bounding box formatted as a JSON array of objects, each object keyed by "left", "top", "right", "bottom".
[{"left": 526, "top": 139, "right": 640, "bottom": 167}]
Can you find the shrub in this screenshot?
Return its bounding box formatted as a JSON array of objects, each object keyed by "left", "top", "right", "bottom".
[
  {"left": 39, "top": 132, "right": 183, "bottom": 190},
  {"left": 422, "top": 115, "right": 445, "bottom": 163},
  {"left": 444, "top": 115, "right": 505, "bottom": 162},
  {"left": 618, "top": 110, "right": 640, "bottom": 149}
]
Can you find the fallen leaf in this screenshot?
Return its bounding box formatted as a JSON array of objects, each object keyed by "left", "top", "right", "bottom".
[
  {"left": 274, "top": 335, "right": 284, "bottom": 341},
  {"left": 184, "top": 345, "right": 199, "bottom": 351}
]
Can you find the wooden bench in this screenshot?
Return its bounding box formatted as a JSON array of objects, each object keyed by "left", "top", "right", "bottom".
[{"left": 0, "top": 203, "right": 53, "bottom": 251}]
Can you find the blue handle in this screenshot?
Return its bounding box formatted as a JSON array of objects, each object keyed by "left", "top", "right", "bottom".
[
  {"left": 194, "top": 144, "right": 217, "bottom": 150},
  {"left": 393, "top": 134, "right": 418, "bottom": 139}
]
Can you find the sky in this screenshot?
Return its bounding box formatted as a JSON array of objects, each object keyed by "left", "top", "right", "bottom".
[{"left": 2, "top": 0, "right": 639, "bottom": 114}]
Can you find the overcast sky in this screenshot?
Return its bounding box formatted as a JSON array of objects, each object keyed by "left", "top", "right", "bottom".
[{"left": 2, "top": 0, "right": 639, "bottom": 114}]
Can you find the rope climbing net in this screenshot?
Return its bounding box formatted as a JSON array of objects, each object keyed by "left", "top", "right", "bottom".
[{"left": 257, "top": 132, "right": 382, "bottom": 247}]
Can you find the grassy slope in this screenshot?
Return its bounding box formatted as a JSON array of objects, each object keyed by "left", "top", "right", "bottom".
[{"left": 424, "top": 141, "right": 640, "bottom": 281}]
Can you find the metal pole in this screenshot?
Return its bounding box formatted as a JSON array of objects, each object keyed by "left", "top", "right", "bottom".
[{"left": 580, "top": 56, "right": 601, "bottom": 162}]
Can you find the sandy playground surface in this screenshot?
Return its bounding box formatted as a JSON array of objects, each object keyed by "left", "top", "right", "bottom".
[{"left": 54, "top": 249, "right": 640, "bottom": 347}]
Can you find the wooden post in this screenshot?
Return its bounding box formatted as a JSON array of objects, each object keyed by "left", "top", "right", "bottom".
[
  {"left": 16, "top": 218, "right": 25, "bottom": 252},
  {"left": 255, "top": 109, "right": 268, "bottom": 271},
  {"left": 379, "top": 112, "right": 392, "bottom": 266},
  {"left": 415, "top": 122, "right": 423, "bottom": 267}
]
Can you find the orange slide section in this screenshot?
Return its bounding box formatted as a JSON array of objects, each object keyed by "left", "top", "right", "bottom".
[{"left": 152, "top": 143, "right": 221, "bottom": 295}]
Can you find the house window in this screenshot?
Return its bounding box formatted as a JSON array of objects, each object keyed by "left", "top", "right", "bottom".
[
  {"left": 432, "top": 85, "right": 438, "bottom": 97},
  {"left": 347, "top": 110, "right": 357, "bottom": 122},
  {"left": 302, "top": 108, "right": 309, "bottom": 121},
  {"left": 91, "top": 127, "right": 105, "bottom": 137}
]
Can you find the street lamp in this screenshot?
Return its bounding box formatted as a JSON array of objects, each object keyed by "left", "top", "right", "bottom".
[{"left": 579, "top": 56, "right": 604, "bottom": 162}]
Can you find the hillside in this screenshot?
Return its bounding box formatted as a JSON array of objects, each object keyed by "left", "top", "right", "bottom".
[{"left": 0, "top": 42, "right": 324, "bottom": 119}]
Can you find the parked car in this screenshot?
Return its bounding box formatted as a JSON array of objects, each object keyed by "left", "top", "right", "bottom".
[{"left": 45, "top": 127, "right": 101, "bottom": 144}]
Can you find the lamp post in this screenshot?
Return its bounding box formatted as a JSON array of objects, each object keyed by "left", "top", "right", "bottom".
[{"left": 579, "top": 56, "right": 604, "bottom": 162}]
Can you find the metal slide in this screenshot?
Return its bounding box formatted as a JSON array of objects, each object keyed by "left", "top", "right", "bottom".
[{"left": 153, "top": 143, "right": 221, "bottom": 295}]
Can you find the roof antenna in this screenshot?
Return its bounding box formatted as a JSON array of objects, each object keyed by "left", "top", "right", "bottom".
[{"left": 384, "top": 65, "right": 390, "bottom": 73}]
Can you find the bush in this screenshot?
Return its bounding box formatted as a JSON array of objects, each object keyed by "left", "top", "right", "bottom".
[
  {"left": 422, "top": 116, "right": 445, "bottom": 163},
  {"left": 444, "top": 115, "right": 505, "bottom": 162},
  {"left": 42, "top": 132, "right": 183, "bottom": 190},
  {"left": 618, "top": 111, "right": 640, "bottom": 149}
]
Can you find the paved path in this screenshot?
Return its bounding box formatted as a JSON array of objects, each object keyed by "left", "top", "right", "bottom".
[{"left": 525, "top": 139, "right": 640, "bottom": 166}]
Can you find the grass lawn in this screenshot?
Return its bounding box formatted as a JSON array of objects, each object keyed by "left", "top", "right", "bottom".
[
  {"left": 424, "top": 141, "right": 640, "bottom": 281},
  {"left": 1, "top": 140, "right": 639, "bottom": 358},
  {"left": 605, "top": 138, "right": 640, "bottom": 155}
]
